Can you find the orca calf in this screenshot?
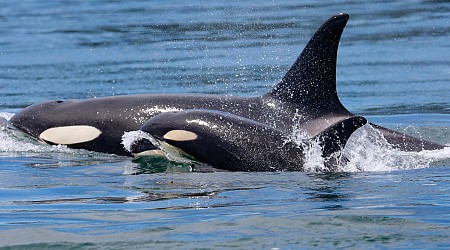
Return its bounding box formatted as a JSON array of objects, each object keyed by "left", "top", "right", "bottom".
[
  {"left": 136, "top": 110, "right": 366, "bottom": 171},
  {"left": 10, "top": 13, "right": 445, "bottom": 169}
]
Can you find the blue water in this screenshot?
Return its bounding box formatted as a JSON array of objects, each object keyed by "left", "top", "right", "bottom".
[{"left": 1, "top": 0, "right": 449, "bottom": 249}]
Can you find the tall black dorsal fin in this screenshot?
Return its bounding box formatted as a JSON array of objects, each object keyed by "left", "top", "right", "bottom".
[{"left": 271, "top": 13, "right": 349, "bottom": 113}]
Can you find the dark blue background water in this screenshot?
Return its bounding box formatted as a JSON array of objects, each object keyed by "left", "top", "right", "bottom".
[{"left": 0, "top": 1, "right": 449, "bottom": 249}]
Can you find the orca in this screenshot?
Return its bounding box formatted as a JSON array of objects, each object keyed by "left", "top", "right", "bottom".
[
  {"left": 10, "top": 13, "right": 445, "bottom": 161},
  {"left": 135, "top": 109, "right": 367, "bottom": 171}
]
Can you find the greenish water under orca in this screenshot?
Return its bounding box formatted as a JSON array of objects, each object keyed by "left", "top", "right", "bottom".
[{"left": 0, "top": 1, "right": 449, "bottom": 249}]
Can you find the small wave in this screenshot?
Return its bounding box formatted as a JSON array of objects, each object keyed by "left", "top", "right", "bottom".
[
  {"left": 1, "top": 112, "right": 124, "bottom": 169},
  {"left": 121, "top": 130, "right": 156, "bottom": 153},
  {"left": 122, "top": 130, "right": 195, "bottom": 164},
  {"left": 0, "top": 112, "right": 14, "bottom": 123},
  {"left": 122, "top": 120, "right": 449, "bottom": 173},
  {"left": 341, "top": 125, "right": 449, "bottom": 172},
  {"left": 0, "top": 112, "right": 90, "bottom": 156},
  {"left": 5, "top": 110, "right": 446, "bottom": 173},
  {"left": 287, "top": 112, "right": 327, "bottom": 172},
  {"left": 287, "top": 113, "right": 449, "bottom": 172}
]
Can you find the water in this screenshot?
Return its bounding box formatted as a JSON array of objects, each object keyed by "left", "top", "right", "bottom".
[{"left": 1, "top": 0, "right": 449, "bottom": 249}]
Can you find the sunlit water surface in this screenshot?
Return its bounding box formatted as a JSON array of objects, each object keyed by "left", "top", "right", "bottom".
[{"left": 0, "top": 1, "right": 449, "bottom": 249}]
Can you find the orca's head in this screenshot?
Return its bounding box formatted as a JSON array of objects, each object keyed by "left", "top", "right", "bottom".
[
  {"left": 10, "top": 100, "right": 102, "bottom": 145},
  {"left": 137, "top": 111, "right": 206, "bottom": 154},
  {"left": 11, "top": 100, "right": 67, "bottom": 136},
  {"left": 132, "top": 110, "right": 249, "bottom": 169}
]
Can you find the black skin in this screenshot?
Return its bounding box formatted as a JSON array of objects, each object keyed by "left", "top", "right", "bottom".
[
  {"left": 10, "top": 13, "right": 446, "bottom": 158},
  {"left": 138, "top": 110, "right": 367, "bottom": 172}
]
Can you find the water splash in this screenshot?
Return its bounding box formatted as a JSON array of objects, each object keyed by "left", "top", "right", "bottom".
[
  {"left": 287, "top": 111, "right": 449, "bottom": 172},
  {"left": 287, "top": 111, "right": 327, "bottom": 172},
  {"left": 3, "top": 111, "right": 448, "bottom": 173},
  {"left": 122, "top": 130, "right": 195, "bottom": 165},
  {"left": 342, "top": 124, "right": 450, "bottom": 172},
  {"left": 121, "top": 130, "right": 158, "bottom": 153},
  {"left": 0, "top": 112, "right": 73, "bottom": 154},
  {"left": 0, "top": 112, "right": 121, "bottom": 168}
]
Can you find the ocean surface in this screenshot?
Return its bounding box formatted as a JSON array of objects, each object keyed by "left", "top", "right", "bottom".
[{"left": 0, "top": 0, "right": 449, "bottom": 249}]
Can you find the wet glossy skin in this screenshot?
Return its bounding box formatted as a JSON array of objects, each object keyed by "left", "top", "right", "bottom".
[
  {"left": 139, "top": 110, "right": 367, "bottom": 171},
  {"left": 11, "top": 94, "right": 261, "bottom": 155},
  {"left": 9, "top": 14, "right": 353, "bottom": 156},
  {"left": 9, "top": 13, "right": 445, "bottom": 159},
  {"left": 10, "top": 92, "right": 356, "bottom": 156}
]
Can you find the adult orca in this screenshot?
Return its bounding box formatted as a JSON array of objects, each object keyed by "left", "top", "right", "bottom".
[
  {"left": 135, "top": 110, "right": 367, "bottom": 171},
  {"left": 10, "top": 13, "right": 445, "bottom": 159}
]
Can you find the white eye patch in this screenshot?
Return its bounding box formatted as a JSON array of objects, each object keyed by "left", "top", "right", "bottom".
[
  {"left": 39, "top": 125, "right": 102, "bottom": 145},
  {"left": 163, "top": 130, "right": 198, "bottom": 141}
]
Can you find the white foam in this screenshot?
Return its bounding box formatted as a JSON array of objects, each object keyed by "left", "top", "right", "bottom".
[
  {"left": 287, "top": 111, "right": 449, "bottom": 172},
  {"left": 0, "top": 112, "right": 13, "bottom": 122},
  {"left": 287, "top": 111, "right": 331, "bottom": 172},
  {"left": 122, "top": 130, "right": 194, "bottom": 164},
  {"left": 121, "top": 130, "right": 159, "bottom": 153},
  {"left": 340, "top": 124, "right": 449, "bottom": 172},
  {"left": 0, "top": 112, "right": 74, "bottom": 154},
  {"left": 5, "top": 110, "right": 446, "bottom": 172},
  {"left": 288, "top": 122, "right": 326, "bottom": 172}
]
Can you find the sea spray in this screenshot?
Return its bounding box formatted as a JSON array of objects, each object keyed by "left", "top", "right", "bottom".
[
  {"left": 0, "top": 112, "right": 73, "bottom": 154},
  {"left": 287, "top": 111, "right": 449, "bottom": 172},
  {"left": 122, "top": 130, "right": 195, "bottom": 165},
  {"left": 287, "top": 110, "right": 328, "bottom": 172},
  {"left": 342, "top": 124, "right": 449, "bottom": 172},
  {"left": 121, "top": 130, "right": 159, "bottom": 153}
]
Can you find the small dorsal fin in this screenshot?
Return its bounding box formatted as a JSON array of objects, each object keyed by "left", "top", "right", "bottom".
[
  {"left": 316, "top": 116, "right": 367, "bottom": 158},
  {"left": 271, "top": 13, "right": 349, "bottom": 113}
]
